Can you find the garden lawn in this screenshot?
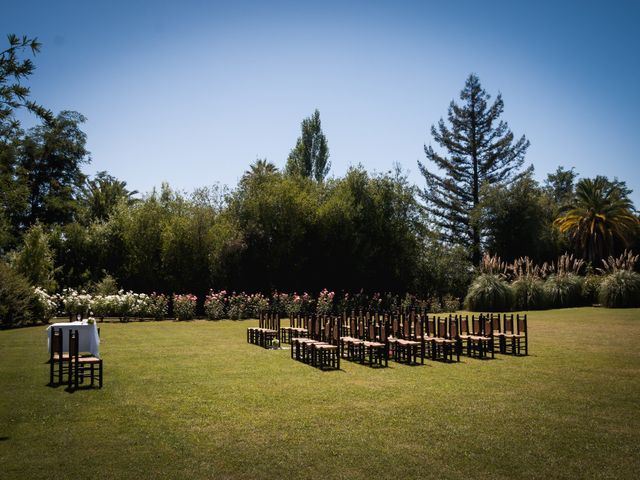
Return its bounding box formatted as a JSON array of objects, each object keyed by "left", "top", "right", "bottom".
[{"left": 1, "top": 308, "right": 639, "bottom": 479}]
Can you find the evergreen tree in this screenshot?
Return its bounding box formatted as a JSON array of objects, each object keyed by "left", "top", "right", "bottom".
[
  {"left": 285, "top": 109, "right": 330, "bottom": 182},
  {"left": 418, "top": 74, "right": 530, "bottom": 264}
]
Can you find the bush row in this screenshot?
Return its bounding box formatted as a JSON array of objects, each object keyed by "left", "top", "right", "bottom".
[{"left": 464, "top": 271, "right": 640, "bottom": 311}]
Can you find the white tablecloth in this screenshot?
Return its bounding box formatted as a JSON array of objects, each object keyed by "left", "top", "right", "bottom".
[{"left": 47, "top": 321, "right": 100, "bottom": 356}]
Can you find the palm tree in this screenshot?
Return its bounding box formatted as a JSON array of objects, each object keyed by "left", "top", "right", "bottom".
[
  {"left": 82, "top": 171, "right": 138, "bottom": 222},
  {"left": 554, "top": 177, "right": 639, "bottom": 264}
]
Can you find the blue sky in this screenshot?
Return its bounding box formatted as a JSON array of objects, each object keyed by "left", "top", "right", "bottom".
[{"left": 3, "top": 0, "right": 639, "bottom": 204}]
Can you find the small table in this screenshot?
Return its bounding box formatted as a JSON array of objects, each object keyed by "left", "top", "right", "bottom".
[{"left": 47, "top": 321, "right": 100, "bottom": 356}]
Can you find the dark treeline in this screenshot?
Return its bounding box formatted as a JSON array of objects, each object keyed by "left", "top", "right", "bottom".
[{"left": 1, "top": 34, "right": 639, "bottom": 307}]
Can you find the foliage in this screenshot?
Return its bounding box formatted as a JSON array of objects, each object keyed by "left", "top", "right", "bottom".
[
  {"left": 512, "top": 277, "right": 547, "bottom": 310},
  {"left": 477, "top": 173, "right": 562, "bottom": 262},
  {"left": 464, "top": 273, "right": 514, "bottom": 312},
  {"left": 598, "top": 250, "right": 639, "bottom": 273},
  {"left": 80, "top": 171, "right": 138, "bottom": 223},
  {"left": 92, "top": 273, "right": 119, "bottom": 295},
  {"left": 10, "top": 222, "right": 57, "bottom": 291},
  {"left": 173, "top": 294, "right": 197, "bottom": 320},
  {"left": 316, "top": 288, "right": 335, "bottom": 315},
  {"left": 543, "top": 274, "right": 584, "bottom": 308},
  {"left": 582, "top": 274, "right": 603, "bottom": 305},
  {"left": 554, "top": 177, "right": 639, "bottom": 265},
  {"left": 598, "top": 270, "right": 640, "bottom": 308},
  {"left": 419, "top": 74, "right": 530, "bottom": 264},
  {"left": 20, "top": 110, "right": 90, "bottom": 226},
  {"left": 204, "top": 290, "right": 227, "bottom": 320},
  {"left": 0, "top": 34, "right": 52, "bottom": 136},
  {"left": 0, "top": 261, "right": 43, "bottom": 326},
  {"left": 285, "top": 109, "right": 330, "bottom": 182}
]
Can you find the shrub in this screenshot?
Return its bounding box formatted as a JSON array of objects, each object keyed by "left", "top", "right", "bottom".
[
  {"left": 92, "top": 274, "right": 119, "bottom": 295},
  {"left": 33, "top": 287, "right": 58, "bottom": 321},
  {"left": 204, "top": 290, "right": 227, "bottom": 320},
  {"left": 543, "top": 274, "right": 583, "bottom": 308},
  {"left": 148, "top": 293, "right": 169, "bottom": 319},
  {"left": 441, "top": 294, "right": 460, "bottom": 312},
  {"left": 582, "top": 274, "right": 604, "bottom": 305},
  {"left": 464, "top": 274, "right": 513, "bottom": 312},
  {"left": 173, "top": 294, "right": 197, "bottom": 320},
  {"left": 316, "top": 289, "right": 335, "bottom": 315},
  {"left": 598, "top": 270, "right": 640, "bottom": 308},
  {"left": 512, "top": 277, "right": 547, "bottom": 310},
  {"left": 0, "top": 262, "right": 42, "bottom": 326},
  {"left": 60, "top": 288, "right": 92, "bottom": 319}
]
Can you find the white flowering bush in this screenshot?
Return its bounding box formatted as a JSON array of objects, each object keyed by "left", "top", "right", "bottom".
[
  {"left": 59, "top": 288, "right": 92, "bottom": 319},
  {"left": 33, "top": 287, "right": 58, "bottom": 321}
]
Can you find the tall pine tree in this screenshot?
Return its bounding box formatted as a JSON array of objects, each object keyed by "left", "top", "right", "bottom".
[
  {"left": 418, "top": 74, "right": 530, "bottom": 264},
  {"left": 285, "top": 109, "right": 330, "bottom": 182}
]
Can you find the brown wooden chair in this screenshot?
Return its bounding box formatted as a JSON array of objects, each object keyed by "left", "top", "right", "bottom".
[
  {"left": 68, "top": 329, "right": 103, "bottom": 389},
  {"left": 49, "top": 327, "right": 69, "bottom": 386},
  {"left": 466, "top": 315, "right": 494, "bottom": 359},
  {"left": 339, "top": 314, "right": 364, "bottom": 362},
  {"left": 291, "top": 315, "right": 321, "bottom": 364},
  {"left": 502, "top": 314, "right": 528, "bottom": 355},
  {"left": 311, "top": 318, "right": 341, "bottom": 370},
  {"left": 394, "top": 314, "right": 424, "bottom": 365},
  {"left": 362, "top": 319, "right": 388, "bottom": 368},
  {"left": 432, "top": 316, "right": 460, "bottom": 362}
]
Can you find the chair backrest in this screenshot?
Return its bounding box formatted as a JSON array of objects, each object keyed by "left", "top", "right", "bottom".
[
  {"left": 379, "top": 320, "right": 388, "bottom": 342},
  {"left": 50, "top": 327, "right": 62, "bottom": 360},
  {"left": 438, "top": 317, "right": 448, "bottom": 339},
  {"left": 517, "top": 314, "right": 527, "bottom": 335},
  {"left": 414, "top": 316, "right": 423, "bottom": 339},
  {"left": 472, "top": 315, "right": 482, "bottom": 335},
  {"left": 68, "top": 329, "right": 80, "bottom": 360},
  {"left": 504, "top": 315, "right": 514, "bottom": 334},
  {"left": 493, "top": 314, "right": 503, "bottom": 333},
  {"left": 483, "top": 317, "right": 493, "bottom": 337},
  {"left": 392, "top": 315, "right": 400, "bottom": 338},
  {"left": 426, "top": 315, "right": 436, "bottom": 336},
  {"left": 459, "top": 315, "right": 469, "bottom": 335},
  {"left": 449, "top": 317, "right": 458, "bottom": 339},
  {"left": 403, "top": 317, "right": 411, "bottom": 339}
]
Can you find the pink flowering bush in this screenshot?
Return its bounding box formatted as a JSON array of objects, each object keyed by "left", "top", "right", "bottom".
[
  {"left": 204, "top": 290, "right": 227, "bottom": 320},
  {"left": 173, "top": 293, "right": 197, "bottom": 320},
  {"left": 316, "top": 288, "right": 335, "bottom": 315}
]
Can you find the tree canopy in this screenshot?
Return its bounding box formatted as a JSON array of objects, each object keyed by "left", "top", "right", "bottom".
[
  {"left": 285, "top": 109, "right": 330, "bottom": 182},
  {"left": 419, "top": 74, "right": 530, "bottom": 264}
]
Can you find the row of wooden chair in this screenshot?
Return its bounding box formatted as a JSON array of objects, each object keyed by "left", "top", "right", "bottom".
[
  {"left": 49, "top": 328, "right": 103, "bottom": 390},
  {"left": 247, "top": 312, "right": 281, "bottom": 348},
  {"left": 291, "top": 317, "right": 341, "bottom": 370},
  {"left": 279, "top": 311, "right": 528, "bottom": 364}
]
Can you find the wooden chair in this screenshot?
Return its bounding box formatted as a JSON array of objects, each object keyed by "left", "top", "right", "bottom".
[
  {"left": 311, "top": 318, "right": 341, "bottom": 370},
  {"left": 394, "top": 314, "right": 424, "bottom": 365},
  {"left": 247, "top": 312, "right": 280, "bottom": 348},
  {"left": 502, "top": 314, "right": 528, "bottom": 355},
  {"left": 68, "top": 329, "right": 103, "bottom": 389},
  {"left": 466, "top": 315, "right": 495, "bottom": 359},
  {"left": 339, "top": 314, "right": 364, "bottom": 362},
  {"left": 432, "top": 316, "right": 460, "bottom": 362},
  {"left": 362, "top": 319, "right": 388, "bottom": 368},
  {"left": 492, "top": 313, "right": 506, "bottom": 353},
  {"left": 291, "top": 315, "right": 321, "bottom": 364},
  {"left": 49, "top": 327, "right": 69, "bottom": 386}
]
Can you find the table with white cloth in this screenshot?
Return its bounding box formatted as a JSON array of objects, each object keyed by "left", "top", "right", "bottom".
[{"left": 46, "top": 321, "right": 100, "bottom": 356}]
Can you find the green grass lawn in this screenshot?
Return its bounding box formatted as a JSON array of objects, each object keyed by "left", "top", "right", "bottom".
[{"left": 1, "top": 308, "right": 639, "bottom": 479}]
